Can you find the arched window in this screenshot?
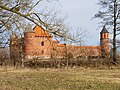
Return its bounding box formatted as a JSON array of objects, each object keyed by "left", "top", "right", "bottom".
[{"left": 41, "top": 41, "right": 44, "bottom": 46}]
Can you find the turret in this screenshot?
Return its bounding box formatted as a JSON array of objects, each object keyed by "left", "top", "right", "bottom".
[
  {"left": 10, "top": 33, "right": 21, "bottom": 66},
  {"left": 100, "top": 26, "right": 110, "bottom": 58},
  {"left": 10, "top": 33, "right": 18, "bottom": 46}
]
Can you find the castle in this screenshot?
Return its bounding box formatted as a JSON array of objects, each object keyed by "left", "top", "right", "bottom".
[{"left": 10, "top": 26, "right": 110, "bottom": 60}]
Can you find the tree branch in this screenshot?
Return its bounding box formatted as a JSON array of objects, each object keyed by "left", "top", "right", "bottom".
[{"left": 0, "top": 5, "right": 40, "bottom": 27}]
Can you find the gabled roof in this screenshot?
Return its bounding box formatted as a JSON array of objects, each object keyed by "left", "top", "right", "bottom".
[
  {"left": 100, "top": 26, "right": 109, "bottom": 33},
  {"left": 33, "top": 26, "right": 51, "bottom": 37}
]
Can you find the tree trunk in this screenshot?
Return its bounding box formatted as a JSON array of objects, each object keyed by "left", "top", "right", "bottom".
[{"left": 113, "top": 0, "right": 117, "bottom": 63}]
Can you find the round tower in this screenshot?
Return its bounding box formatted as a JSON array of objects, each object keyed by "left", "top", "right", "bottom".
[
  {"left": 100, "top": 26, "right": 110, "bottom": 58},
  {"left": 24, "top": 32, "right": 35, "bottom": 59}
]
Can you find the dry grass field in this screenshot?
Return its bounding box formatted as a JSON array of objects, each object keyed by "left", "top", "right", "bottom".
[{"left": 0, "top": 67, "right": 120, "bottom": 90}]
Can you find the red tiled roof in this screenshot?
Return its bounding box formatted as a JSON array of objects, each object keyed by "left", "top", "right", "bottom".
[
  {"left": 74, "top": 46, "right": 100, "bottom": 49},
  {"left": 52, "top": 41, "right": 59, "bottom": 43},
  {"left": 57, "top": 44, "right": 65, "bottom": 47}
]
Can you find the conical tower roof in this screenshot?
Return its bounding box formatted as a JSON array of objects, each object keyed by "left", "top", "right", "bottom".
[
  {"left": 100, "top": 26, "right": 109, "bottom": 33},
  {"left": 11, "top": 32, "right": 17, "bottom": 39}
]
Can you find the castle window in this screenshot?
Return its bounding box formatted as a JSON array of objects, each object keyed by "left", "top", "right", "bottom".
[
  {"left": 107, "top": 34, "right": 108, "bottom": 38},
  {"left": 104, "top": 34, "right": 106, "bottom": 38},
  {"left": 41, "top": 41, "right": 44, "bottom": 46},
  {"left": 41, "top": 50, "right": 44, "bottom": 54}
]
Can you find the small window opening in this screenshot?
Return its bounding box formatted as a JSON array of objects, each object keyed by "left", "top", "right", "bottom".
[
  {"left": 104, "top": 34, "right": 106, "bottom": 38},
  {"left": 41, "top": 41, "right": 44, "bottom": 46},
  {"left": 41, "top": 50, "right": 44, "bottom": 54}
]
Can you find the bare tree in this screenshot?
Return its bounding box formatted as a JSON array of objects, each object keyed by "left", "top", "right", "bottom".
[
  {"left": 0, "top": 0, "right": 73, "bottom": 67},
  {"left": 62, "top": 28, "right": 86, "bottom": 67},
  {"left": 0, "top": 47, "right": 9, "bottom": 65},
  {"left": 67, "top": 28, "right": 86, "bottom": 46},
  {"left": 94, "top": 0, "right": 120, "bottom": 63},
  {"left": 0, "top": 0, "right": 70, "bottom": 43}
]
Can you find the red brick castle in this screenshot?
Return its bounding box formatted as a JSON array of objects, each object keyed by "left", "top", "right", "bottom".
[{"left": 10, "top": 26, "right": 110, "bottom": 60}]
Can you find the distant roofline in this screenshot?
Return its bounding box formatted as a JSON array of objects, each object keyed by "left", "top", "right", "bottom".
[
  {"left": 74, "top": 46, "right": 100, "bottom": 48},
  {"left": 24, "top": 32, "right": 34, "bottom": 33}
]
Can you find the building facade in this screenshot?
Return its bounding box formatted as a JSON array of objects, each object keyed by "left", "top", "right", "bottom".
[{"left": 10, "top": 26, "right": 110, "bottom": 60}]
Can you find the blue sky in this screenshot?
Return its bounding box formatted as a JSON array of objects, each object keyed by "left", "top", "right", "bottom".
[{"left": 38, "top": 0, "right": 102, "bottom": 45}]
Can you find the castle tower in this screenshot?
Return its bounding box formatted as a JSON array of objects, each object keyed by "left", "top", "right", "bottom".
[
  {"left": 10, "top": 33, "right": 19, "bottom": 58},
  {"left": 24, "top": 26, "right": 53, "bottom": 59},
  {"left": 100, "top": 26, "right": 110, "bottom": 58},
  {"left": 10, "top": 33, "right": 21, "bottom": 65}
]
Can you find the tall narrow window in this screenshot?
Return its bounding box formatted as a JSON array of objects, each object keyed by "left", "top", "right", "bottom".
[
  {"left": 104, "top": 34, "right": 106, "bottom": 38},
  {"left": 41, "top": 50, "right": 44, "bottom": 54},
  {"left": 107, "top": 34, "right": 109, "bottom": 38},
  {"left": 41, "top": 41, "right": 44, "bottom": 46}
]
